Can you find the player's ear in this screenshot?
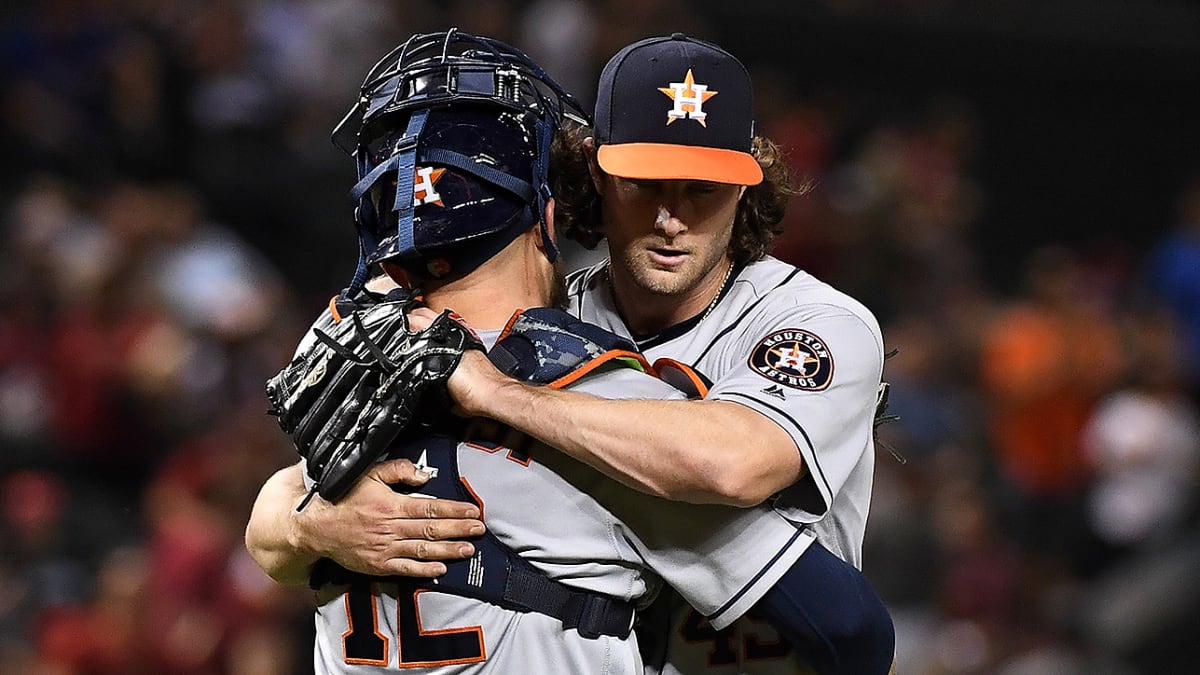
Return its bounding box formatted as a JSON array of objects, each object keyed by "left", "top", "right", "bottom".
[{"left": 583, "top": 137, "right": 605, "bottom": 195}]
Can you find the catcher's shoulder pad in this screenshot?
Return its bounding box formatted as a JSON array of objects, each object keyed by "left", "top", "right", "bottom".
[
  {"left": 651, "top": 358, "right": 711, "bottom": 398},
  {"left": 487, "top": 307, "right": 652, "bottom": 387}
]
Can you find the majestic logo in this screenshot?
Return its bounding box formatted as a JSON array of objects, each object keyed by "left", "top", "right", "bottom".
[
  {"left": 413, "top": 166, "right": 446, "bottom": 206},
  {"left": 748, "top": 329, "right": 834, "bottom": 390},
  {"left": 760, "top": 384, "right": 787, "bottom": 401},
  {"left": 659, "top": 69, "right": 717, "bottom": 126}
]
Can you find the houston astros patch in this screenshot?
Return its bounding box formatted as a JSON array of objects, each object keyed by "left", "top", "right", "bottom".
[{"left": 749, "top": 329, "right": 834, "bottom": 390}]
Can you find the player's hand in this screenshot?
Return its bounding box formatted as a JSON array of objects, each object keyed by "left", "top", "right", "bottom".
[
  {"left": 406, "top": 308, "right": 512, "bottom": 418},
  {"left": 293, "top": 458, "right": 485, "bottom": 578},
  {"left": 407, "top": 307, "right": 440, "bottom": 330},
  {"left": 446, "top": 348, "right": 517, "bottom": 418}
]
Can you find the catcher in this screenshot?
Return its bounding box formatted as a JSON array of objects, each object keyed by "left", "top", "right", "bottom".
[{"left": 247, "top": 30, "right": 892, "bottom": 674}]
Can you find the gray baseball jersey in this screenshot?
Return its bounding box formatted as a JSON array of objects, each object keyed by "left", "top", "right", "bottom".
[
  {"left": 567, "top": 255, "right": 885, "bottom": 674},
  {"left": 305, "top": 318, "right": 817, "bottom": 674}
]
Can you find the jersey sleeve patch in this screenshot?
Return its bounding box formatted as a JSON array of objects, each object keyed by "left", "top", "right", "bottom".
[{"left": 747, "top": 329, "right": 834, "bottom": 390}]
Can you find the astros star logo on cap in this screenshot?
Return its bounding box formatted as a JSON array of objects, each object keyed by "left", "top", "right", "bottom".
[{"left": 658, "top": 69, "right": 718, "bottom": 126}]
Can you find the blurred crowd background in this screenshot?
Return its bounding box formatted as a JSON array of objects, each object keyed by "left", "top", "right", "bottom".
[{"left": 1, "top": 1, "right": 1198, "bottom": 673}]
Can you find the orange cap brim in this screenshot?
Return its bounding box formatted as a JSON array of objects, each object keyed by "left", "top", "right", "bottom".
[{"left": 597, "top": 143, "right": 763, "bottom": 186}]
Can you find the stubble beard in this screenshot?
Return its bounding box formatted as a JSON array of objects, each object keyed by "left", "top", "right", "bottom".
[{"left": 616, "top": 239, "right": 730, "bottom": 300}]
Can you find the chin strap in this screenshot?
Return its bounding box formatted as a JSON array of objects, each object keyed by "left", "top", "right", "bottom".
[{"left": 531, "top": 114, "right": 558, "bottom": 262}]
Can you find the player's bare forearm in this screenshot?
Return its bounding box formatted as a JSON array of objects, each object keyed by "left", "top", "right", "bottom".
[
  {"left": 450, "top": 352, "right": 803, "bottom": 506},
  {"left": 517, "top": 393, "right": 801, "bottom": 506},
  {"left": 245, "top": 462, "right": 324, "bottom": 585},
  {"left": 244, "top": 460, "right": 486, "bottom": 584}
]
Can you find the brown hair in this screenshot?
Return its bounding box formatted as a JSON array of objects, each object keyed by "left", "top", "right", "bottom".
[{"left": 549, "top": 121, "right": 804, "bottom": 264}]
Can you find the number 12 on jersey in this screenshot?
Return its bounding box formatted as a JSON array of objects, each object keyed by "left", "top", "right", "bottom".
[{"left": 342, "top": 582, "right": 486, "bottom": 667}]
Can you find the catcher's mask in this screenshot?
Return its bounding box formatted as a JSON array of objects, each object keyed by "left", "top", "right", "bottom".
[{"left": 332, "top": 29, "right": 590, "bottom": 289}]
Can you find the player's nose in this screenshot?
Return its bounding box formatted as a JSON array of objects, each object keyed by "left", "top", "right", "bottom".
[{"left": 653, "top": 206, "right": 686, "bottom": 237}]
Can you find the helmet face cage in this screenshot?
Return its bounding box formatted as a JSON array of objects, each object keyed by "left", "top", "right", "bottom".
[
  {"left": 364, "top": 107, "right": 537, "bottom": 271},
  {"left": 332, "top": 29, "right": 590, "bottom": 291}
]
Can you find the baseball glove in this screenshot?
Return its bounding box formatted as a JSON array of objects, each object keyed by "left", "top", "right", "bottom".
[{"left": 266, "top": 288, "right": 484, "bottom": 507}]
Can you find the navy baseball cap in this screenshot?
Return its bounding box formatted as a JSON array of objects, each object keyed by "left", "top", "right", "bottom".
[{"left": 594, "top": 33, "right": 763, "bottom": 186}]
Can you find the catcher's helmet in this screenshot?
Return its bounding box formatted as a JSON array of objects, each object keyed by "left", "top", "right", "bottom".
[{"left": 333, "top": 29, "right": 589, "bottom": 287}]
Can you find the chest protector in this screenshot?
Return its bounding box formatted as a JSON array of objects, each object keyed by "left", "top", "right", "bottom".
[{"left": 309, "top": 307, "right": 656, "bottom": 639}]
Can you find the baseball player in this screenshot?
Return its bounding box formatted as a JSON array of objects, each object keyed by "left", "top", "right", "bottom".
[
  {"left": 247, "top": 30, "right": 893, "bottom": 675},
  {"left": 439, "top": 33, "right": 893, "bottom": 674}
]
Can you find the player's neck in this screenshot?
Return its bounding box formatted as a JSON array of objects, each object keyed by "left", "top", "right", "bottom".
[
  {"left": 423, "top": 239, "right": 554, "bottom": 330},
  {"left": 424, "top": 286, "right": 536, "bottom": 330}
]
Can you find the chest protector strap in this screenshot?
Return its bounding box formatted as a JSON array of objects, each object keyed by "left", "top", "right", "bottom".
[
  {"left": 309, "top": 433, "right": 635, "bottom": 638},
  {"left": 309, "top": 307, "right": 647, "bottom": 639}
]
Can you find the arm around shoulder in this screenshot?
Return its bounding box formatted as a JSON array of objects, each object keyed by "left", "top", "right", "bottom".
[
  {"left": 449, "top": 351, "right": 804, "bottom": 506},
  {"left": 244, "top": 461, "right": 323, "bottom": 586},
  {"left": 244, "top": 459, "right": 487, "bottom": 585}
]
